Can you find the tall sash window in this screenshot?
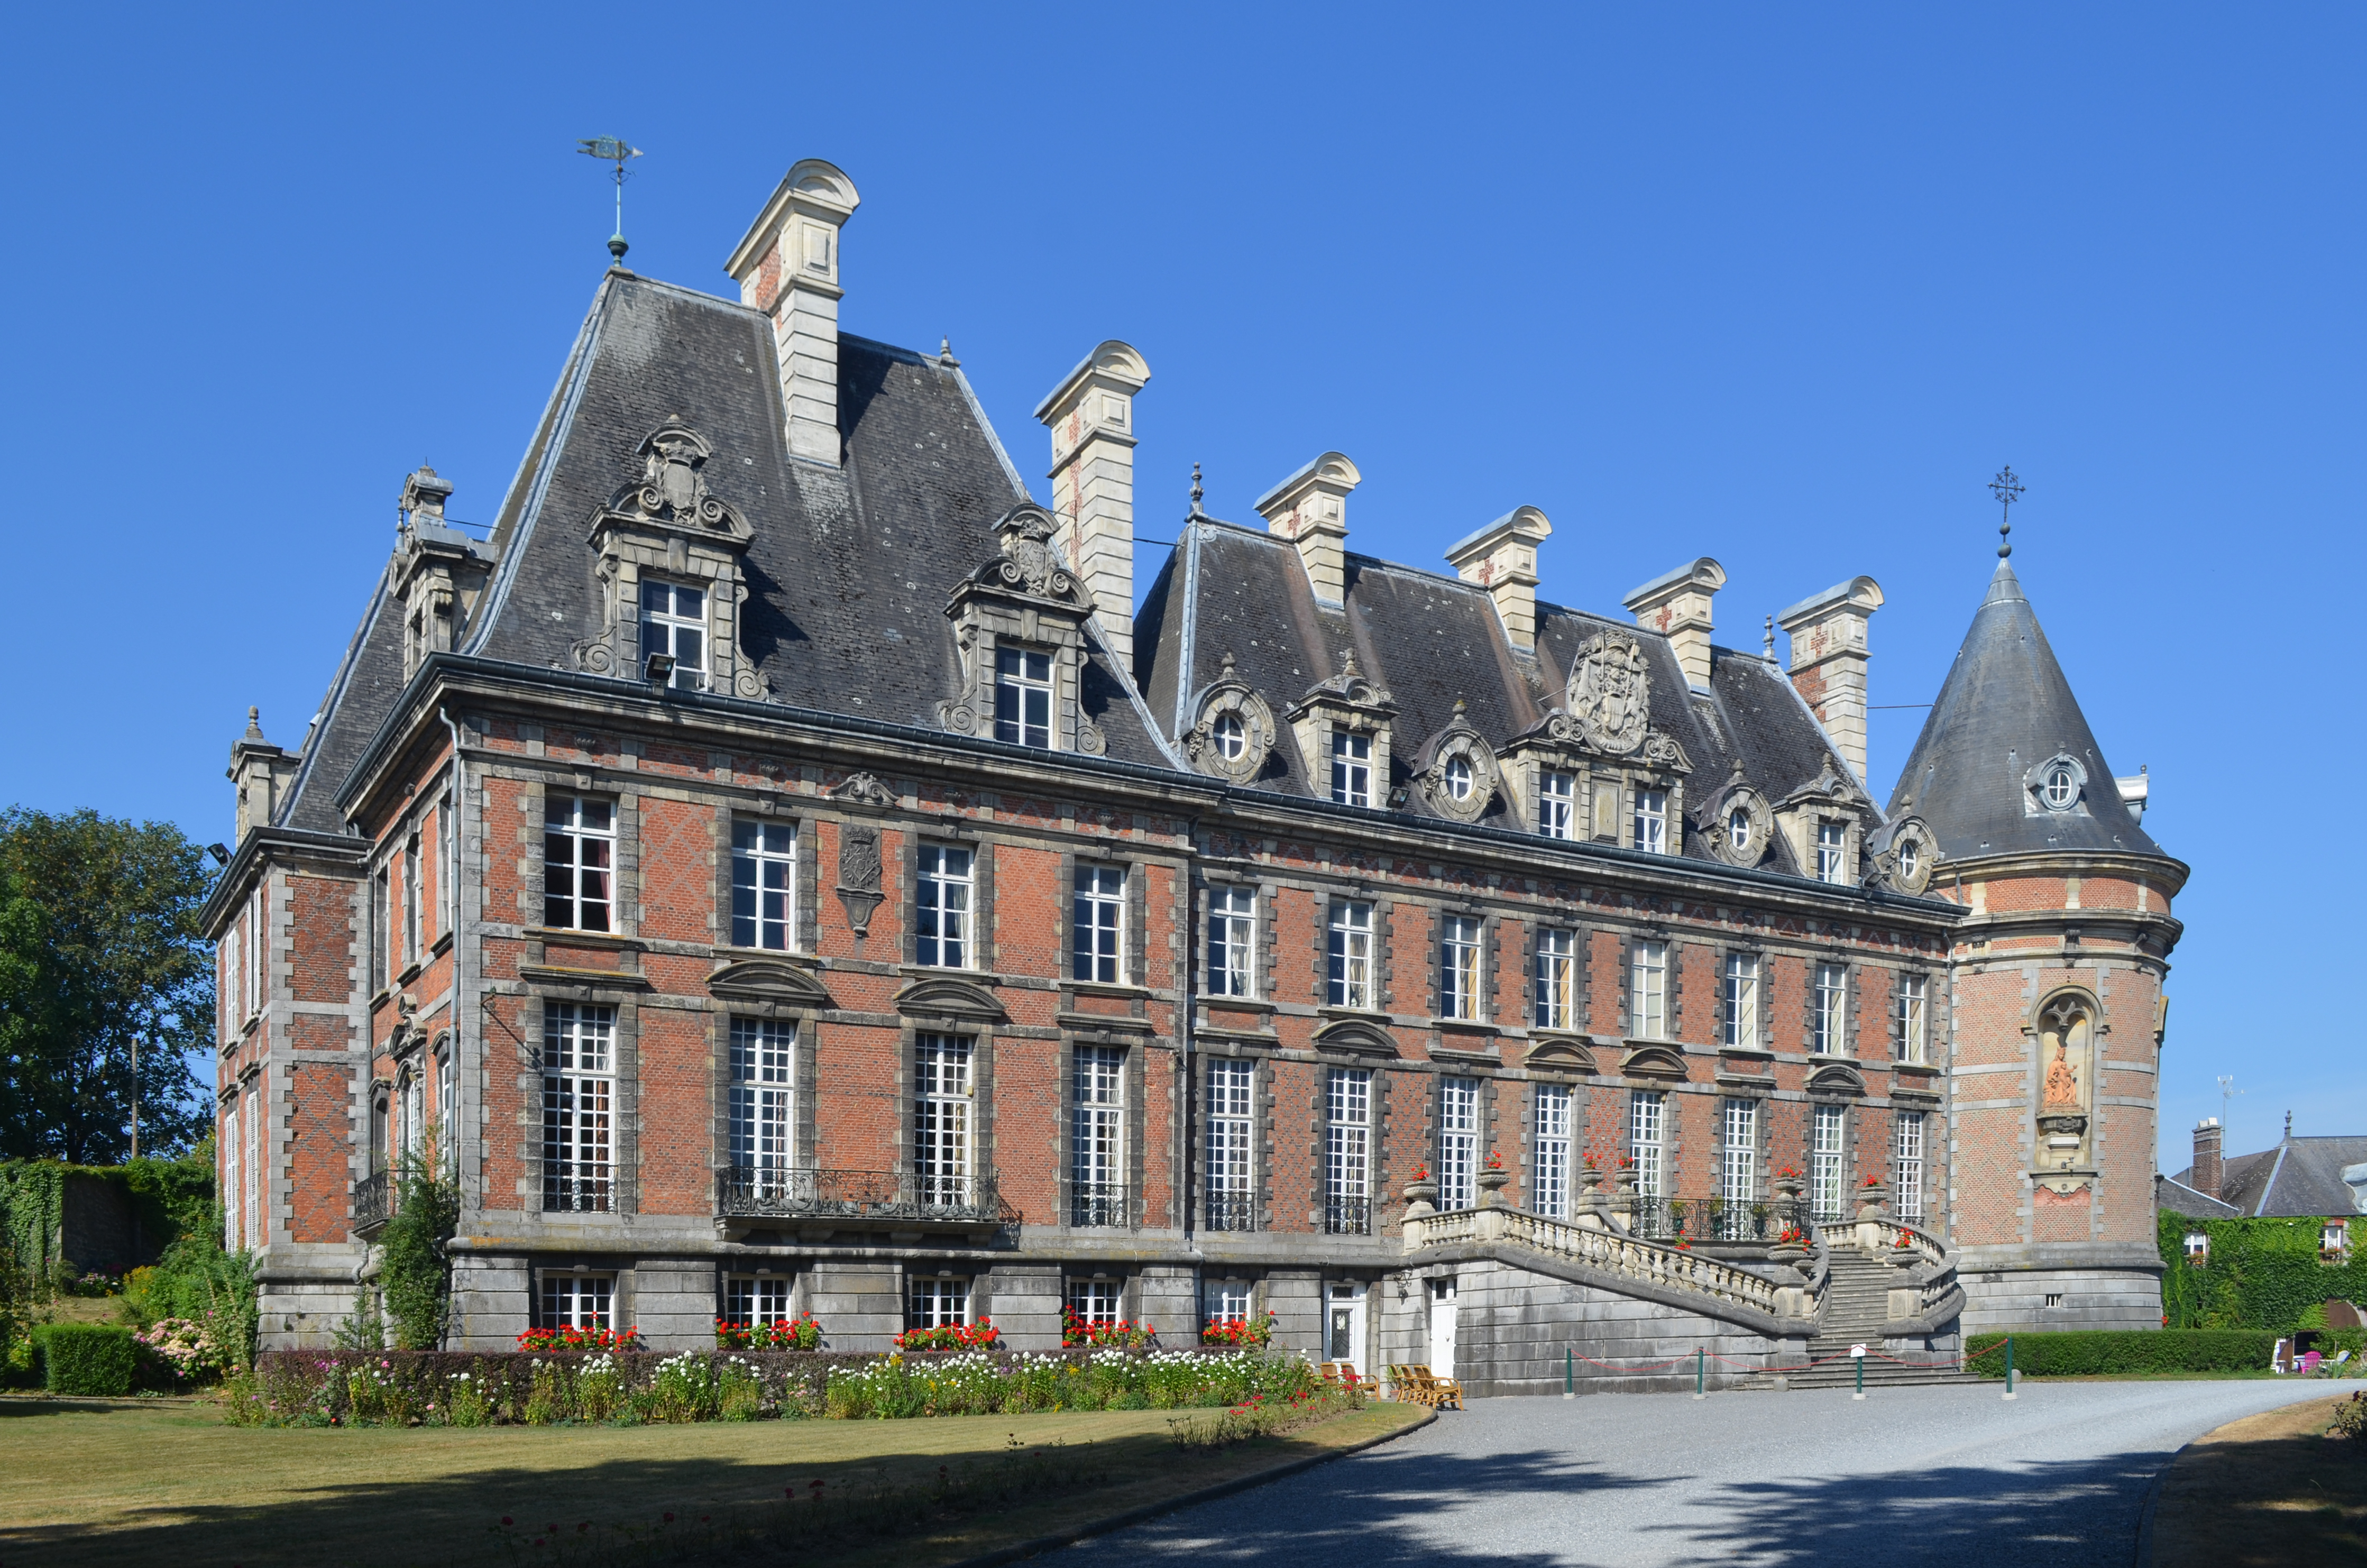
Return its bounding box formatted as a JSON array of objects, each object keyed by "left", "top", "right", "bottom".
[
  {"left": 1534, "top": 1083, "right": 1573, "bottom": 1219},
  {"left": 730, "top": 1017, "right": 795, "bottom": 1194},
  {"left": 1205, "top": 1059, "right": 1254, "bottom": 1232},
  {"left": 1071, "top": 1045, "right": 1125, "bottom": 1226},
  {"left": 1325, "top": 1068, "right": 1372, "bottom": 1234},
  {"left": 1437, "top": 1077, "right": 1479, "bottom": 1212},
  {"left": 1811, "top": 1104, "right": 1847, "bottom": 1222},
  {"left": 914, "top": 1034, "right": 975, "bottom": 1206},
  {"left": 542, "top": 1004, "right": 615, "bottom": 1212},
  {"left": 1630, "top": 1090, "right": 1667, "bottom": 1198}
]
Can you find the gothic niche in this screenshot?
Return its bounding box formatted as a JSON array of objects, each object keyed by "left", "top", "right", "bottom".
[
  {"left": 937, "top": 505, "right": 1105, "bottom": 755},
  {"left": 1411, "top": 700, "right": 1502, "bottom": 824},
  {"left": 1184, "top": 653, "right": 1278, "bottom": 783},
  {"left": 2034, "top": 992, "right": 2097, "bottom": 1184}
]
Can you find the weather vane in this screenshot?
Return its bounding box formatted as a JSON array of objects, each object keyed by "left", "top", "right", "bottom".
[
  {"left": 1988, "top": 465, "right": 2025, "bottom": 558},
  {"left": 577, "top": 136, "right": 644, "bottom": 265}
]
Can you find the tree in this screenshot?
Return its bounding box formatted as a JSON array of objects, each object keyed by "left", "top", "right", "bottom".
[{"left": 0, "top": 808, "right": 214, "bottom": 1162}]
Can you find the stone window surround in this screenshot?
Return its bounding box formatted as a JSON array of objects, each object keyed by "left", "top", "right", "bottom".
[
  {"left": 708, "top": 1008, "right": 819, "bottom": 1178},
  {"left": 528, "top": 989, "right": 640, "bottom": 1218},
  {"left": 1195, "top": 1048, "right": 1267, "bottom": 1232},
  {"left": 1058, "top": 1037, "right": 1148, "bottom": 1230},
  {"left": 713, "top": 803, "right": 822, "bottom": 957}
]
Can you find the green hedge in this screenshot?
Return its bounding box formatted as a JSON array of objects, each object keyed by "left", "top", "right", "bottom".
[
  {"left": 1966, "top": 1328, "right": 2280, "bottom": 1379},
  {"left": 35, "top": 1324, "right": 134, "bottom": 1396}
]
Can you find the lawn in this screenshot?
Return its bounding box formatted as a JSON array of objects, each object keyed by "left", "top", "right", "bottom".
[
  {"left": 2152, "top": 1391, "right": 2367, "bottom": 1567},
  {"left": 0, "top": 1393, "right": 1426, "bottom": 1568}
]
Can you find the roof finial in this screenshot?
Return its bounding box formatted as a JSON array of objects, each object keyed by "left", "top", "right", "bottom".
[
  {"left": 244, "top": 705, "right": 264, "bottom": 740},
  {"left": 1989, "top": 465, "right": 2025, "bottom": 558},
  {"left": 2286, "top": 1108, "right": 2293, "bottom": 1140},
  {"left": 1189, "top": 462, "right": 1205, "bottom": 517},
  {"left": 1763, "top": 615, "right": 1776, "bottom": 661},
  {"left": 577, "top": 136, "right": 643, "bottom": 267},
  {"left": 1340, "top": 648, "right": 1360, "bottom": 680},
  {"left": 938, "top": 336, "right": 959, "bottom": 368}
]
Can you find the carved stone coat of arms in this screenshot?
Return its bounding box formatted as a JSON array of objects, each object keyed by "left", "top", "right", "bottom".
[{"left": 1568, "top": 631, "right": 1651, "bottom": 755}]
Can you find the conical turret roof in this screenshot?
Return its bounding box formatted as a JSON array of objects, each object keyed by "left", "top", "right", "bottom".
[{"left": 1886, "top": 558, "right": 2161, "bottom": 860}]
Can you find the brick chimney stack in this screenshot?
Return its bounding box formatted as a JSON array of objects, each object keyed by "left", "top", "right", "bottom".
[
  {"left": 1034, "top": 342, "right": 1150, "bottom": 670},
  {"left": 2192, "top": 1117, "right": 2223, "bottom": 1199},
  {"left": 1776, "top": 575, "right": 1884, "bottom": 783},
  {"left": 726, "top": 159, "right": 860, "bottom": 467}
]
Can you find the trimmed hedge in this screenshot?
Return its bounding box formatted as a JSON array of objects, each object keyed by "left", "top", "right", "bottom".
[
  {"left": 1966, "top": 1328, "right": 2280, "bottom": 1379},
  {"left": 36, "top": 1324, "right": 135, "bottom": 1396}
]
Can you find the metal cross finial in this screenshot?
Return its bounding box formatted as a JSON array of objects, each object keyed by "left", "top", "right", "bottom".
[
  {"left": 1989, "top": 465, "right": 2025, "bottom": 558},
  {"left": 577, "top": 136, "right": 644, "bottom": 264},
  {"left": 1189, "top": 462, "right": 1205, "bottom": 517}
]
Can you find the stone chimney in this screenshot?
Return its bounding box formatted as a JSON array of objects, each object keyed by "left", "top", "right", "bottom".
[
  {"left": 725, "top": 159, "right": 860, "bottom": 467},
  {"left": 227, "top": 708, "right": 296, "bottom": 842},
  {"left": 1255, "top": 452, "right": 1360, "bottom": 607},
  {"left": 1445, "top": 507, "right": 1553, "bottom": 652},
  {"left": 2192, "top": 1117, "right": 2223, "bottom": 1199},
  {"left": 1034, "top": 342, "right": 1150, "bottom": 669},
  {"left": 1775, "top": 575, "right": 1884, "bottom": 782},
  {"left": 1622, "top": 557, "right": 1727, "bottom": 690}
]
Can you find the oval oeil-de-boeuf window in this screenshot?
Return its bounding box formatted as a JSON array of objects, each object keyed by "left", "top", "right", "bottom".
[
  {"left": 1898, "top": 839, "right": 1919, "bottom": 879},
  {"left": 1444, "top": 755, "right": 1473, "bottom": 801},
  {"left": 1728, "top": 808, "right": 1751, "bottom": 849},
  {"left": 2044, "top": 765, "right": 2076, "bottom": 809}
]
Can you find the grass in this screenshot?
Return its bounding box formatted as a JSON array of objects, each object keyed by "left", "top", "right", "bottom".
[
  {"left": 2152, "top": 1392, "right": 2367, "bottom": 1568},
  {"left": 0, "top": 1391, "right": 1427, "bottom": 1568}
]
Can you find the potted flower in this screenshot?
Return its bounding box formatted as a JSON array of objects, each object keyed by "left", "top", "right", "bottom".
[
  {"left": 1476, "top": 1149, "right": 1511, "bottom": 1207},
  {"left": 1612, "top": 1152, "right": 1639, "bottom": 1197},
  {"left": 1772, "top": 1164, "right": 1805, "bottom": 1199},
  {"left": 1402, "top": 1161, "right": 1440, "bottom": 1218},
  {"left": 1857, "top": 1172, "right": 1891, "bottom": 1218},
  {"left": 1579, "top": 1148, "right": 1607, "bottom": 1195}
]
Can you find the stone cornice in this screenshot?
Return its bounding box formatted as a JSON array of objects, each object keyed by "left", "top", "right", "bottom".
[
  {"left": 199, "top": 826, "right": 367, "bottom": 938},
  {"left": 1931, "top": 848, "right": 2191, "bottom": 898}
]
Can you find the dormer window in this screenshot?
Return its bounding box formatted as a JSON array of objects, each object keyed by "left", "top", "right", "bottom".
[
  {"left": 1816, "top": 821, "right": 1847, "bottom": 883},
  {"left": 1634, "top": 789, "right": 1668, "bottom": 854},
  {"left": 639, "top": 580, "right": 708, "bottom": 690},
  {"left": 2042, "top": 763, "right": 2078, "bottom": 811},
  {"left": 1332, "top": 732, "right": 1372, "bottom": 807},
  {"left": 1443, "top": 755, "right": 1474, "bottom": 803},
  {"left": 1212, "top": 713, "right": 1246, "bottom": 761},
  {"left": 1728, "top": 808, "right": 1751, "bottom": 852},
  {"left": 1897, "top": 838, "right": 1920, "bottom": 882},
  {"left": 1539, "top": 772, "right": 1575, "bottom": 839},
  {"left": 994, "top": 647, "right": 1053, "bottom": 747}
]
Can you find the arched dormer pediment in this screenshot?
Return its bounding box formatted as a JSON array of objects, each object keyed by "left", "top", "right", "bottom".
[
  {"left": 1523, "top": 1035, "right": 1597, "bottom": 1074},
  {"left": 1285, "top": 650, "right": 1397, "bottom": 806},
  {"left": 708, "top": 958, "right": 835, "bottom": 1010},
  {"left": 894, "top": 976, "right": 1007, "bottom": 1023},
  {"left": 938, "top": 506, "right": 1106, "bottom": 754},
  {"left": 1313, "top": 1016, "right": 1399, "bottom": 1058},
  {"left": 952, "top": 505, "right": 1095, "bottom": 610},
  {"left": 1183, "top": 651, "right": 1279, "bottom": 783},
  {"left": 1620, "top": 1043, "right": 1689, "bottom": 1081},
  {"left": 1806, "top": 1061, "right": 1867, "bottom": 1098}
]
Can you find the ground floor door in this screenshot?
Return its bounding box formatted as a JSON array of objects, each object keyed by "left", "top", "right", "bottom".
[
  {"left": 1326, "top": 1281, "right": 1366, "bottom": 1372},
  {"left": 1428, "top": 1277, "right": 1457, "bottom": 1377}
]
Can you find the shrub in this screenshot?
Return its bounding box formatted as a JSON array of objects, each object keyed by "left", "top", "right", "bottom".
[
  {"left": 133, "top": 1317, "right": 227, "bottom": 1383},
  {"left": 2331, "top": 1390, "right": 2367, "bottom": 1441},
  {"left": 1966, "top": 1328, "right": 2280, "bottom": 1378},
  {"left": 380, "top": 1145, "right": 460, "bottom": 1350},
  {"left": 38, "top": 1323, "right": 136, "bottom": 1395},
  {"left": 717, "top": 1313, "right": 822, "bottom": 1351}
]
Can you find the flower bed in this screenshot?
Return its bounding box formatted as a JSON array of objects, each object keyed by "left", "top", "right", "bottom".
[{"left": 227, "top": 1345, "right": 1319, "bottom": 1427}]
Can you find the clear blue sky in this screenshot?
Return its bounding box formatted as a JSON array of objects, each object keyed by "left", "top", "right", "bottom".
[{"left": 5, "top": 5, "right": 2357, "bottom": 1168}]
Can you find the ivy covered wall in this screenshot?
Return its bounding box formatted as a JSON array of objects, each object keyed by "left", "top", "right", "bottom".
[
  {"left": 2160, "top": 1209, "right": 2367, "bottom": 1332},
  {"left": 0, "top": 1156, "right": 213, "bottom": 1288}
]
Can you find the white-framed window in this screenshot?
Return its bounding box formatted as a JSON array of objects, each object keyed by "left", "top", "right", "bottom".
[
  {"left": 242, "top": 1085, "right": 260, "bottom": 1246},
  {"left": 1538, "top": 771, "right": 1575, "bottom": 840},
  {"left": 371, "top": 867, "right": 390, "bottom": 987},
  {"left": 915, "top": 845, "right": 973, "bottom": 968},
  {"left": 1438, "top": 1077, "right": 1479, "bottom": 1212},
  {"left": 1203, "top": 1278, "right": 1254, "bottom": 1326},
  {"left": 1443, "top": 754, "right": 1475, "bottom": 803},
  {"left": 1634, "top": 788, "right": 1668, "bottom": 854},
  {"left": 725, "top": 1274, "right": 792, "bottom": 1326},
  {"left": 731, "top": 819, "right": 797, "bottom": 951},
  {"left": 639, "top": 578, "right": 708, "bottom": 689},
  {"left": 1068, "top": 1278, "right": 1122, "bottom": 1328},
  {"left": 1721, "top": 952, "right": 1760, "bottom": 1048},
  {"left": 1813, "top": 962, "right": 1848, "bottom": 1055},
  {"left": 914, "top": 1034, "right": 974, "bottom": 1205},
  {"left": 1896, "top": 973, "right": 1929, "bottom": 1064},
  {"left": 1072, "top": 866, "right": 1125, "bottom": 984},
  {"left": 1205, "top": 1058, "right": 1255, "bottom": 1232},
  {"left": 1534, "top": 1083, "right": 1573, "bottom": 1220},
  {"left": 1211, "top": 712, "right": 1247, "bottom": 760},
  {"left": 1534, "top": 928, "right": 1578, "bottom": 1030},
  {"left": 1331, "top": 731, "right": 1372, "bottom": 808},
  {"left": 1811, "top": 1103, "right": 1847, "bottom": 1222},
  {"left": 1727, "top": 806, "right": 1753, "bottom": 854},
  {"left": 1896, "top": 836, "right": 1921, "bottom": 884},
  {"left": 907, "top": 1276, "right": 970, "bottom": 1329},
  {"left": 1207, "top": 886, "right": 1256, "bottom": 997},
  {"left": 543, "top": 795, "right": 614, "bottom": 932},
  {"left": 1072, "top": 1045, "right": 1125, "bottom": 1226},
  {"left": 994, "top": 646, "right": 1052, "bottom": 747},
  {"left": 1721, "top": 1099, "right": 1758, "bottom": 1207},
  {"left": 1630, "top": 940, "right": 1668, "bottom": 1040},
  {"left": 249, "top": 887, "right": 264, "bottom": 1012},
  {"left": 729, "top": 1017, "right": 795, "bottom": 1186},
  {"left": 1439, "top": 915, "right": 1482, "bottom": 1021},
  {"left": 2042, "top": 763, "right": 2078, "bottom": 811},
  {"left": 400, "top": 1069, "right": 424, "bottom": 1161},
  {"left": 1325, "top": 1068, "right": 1371, "bottom": 1234},
  {"left": 1630, "top": 1090, "right": 1667, "bottom": 1199},
  {"left": 541, "top": 1272, "right": 614, "bottom": 1331},
  {"left": 2183, "top": 1231, "right": 2209, "bottom": 1267},
  {"left": 401, "top": 836, "right": 420, "bottom": 966},
  {"left": 1326, "top": 901, "right": 1374, "bottom": 1009},
  {"left": 2324, "top": 1219, "right": 2351, "bottom": 1259},
  {"left": 222, "top": 1101, "right": 240, "bottom": 1251},
  {"left": 543, "top": 1003, "right": 615, "bottom": 1212},
  {"left": 1816, "top": 820, "right": 1847, "bottom": 884},
  {"left": 436, "top": 1049, "right": 456, "bottom": 1161},
  {"left": 437, "top": 796, "right": 454, "bottom": 938},
  {"left": 1894, "top": 1112, "right": 1926, "bottom": 1223}
]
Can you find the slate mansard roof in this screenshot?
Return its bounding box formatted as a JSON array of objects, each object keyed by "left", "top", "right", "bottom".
[
  {"left": 1134, "top": 518, "right": 1863, "bottom": 870},
  {"left": 1884, "top": 558, "right": 2162, "bottom": 863},
  {"left": 274, "top": 271, "right": 1176, "bottom": 832},
  {"left": 2172, "top": 1137, "right": 2367, "bottom": 1220}
]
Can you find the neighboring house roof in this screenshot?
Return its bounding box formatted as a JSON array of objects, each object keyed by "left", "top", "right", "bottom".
[
  {"left": 2155, "top": 1173, "right": 2241, "bottom": 1221},
  {"left": 2170, "top": 1135, "right": 2367, "bottom": 1218},
  {"left": 1132, "top": 517, "right": 1859, "bottom": 866},
  {"left": 1884, "top": 557, "right": 2161, "bottom": 861},
  {"left": 275, "top": 271, "right": 1175, "bottom": 830}
]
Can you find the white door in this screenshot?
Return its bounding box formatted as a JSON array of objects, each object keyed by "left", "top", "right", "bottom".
[
  {"left": 1428, "top": 1278, "right": 1457, "bottom": 1377},
  {"left": 1325, "top": 1282, "right": 1367, "bottom": 1371}
]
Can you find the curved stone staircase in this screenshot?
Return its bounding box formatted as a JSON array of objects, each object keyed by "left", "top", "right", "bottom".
[{"left": 1779, "top": 1250, "right": 1980, "bottom": 1389}]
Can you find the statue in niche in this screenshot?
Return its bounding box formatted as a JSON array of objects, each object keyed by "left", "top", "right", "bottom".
[
  {"left": 2035, "top": 995, "right": 2092, "bottom": 1165},
  {"left": 2042, "top": 1040, "right": 2080, "bottom": 1109}
]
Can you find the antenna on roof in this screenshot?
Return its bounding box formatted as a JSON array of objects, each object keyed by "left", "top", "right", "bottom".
[
  {"left": 1988, "top": 465, "right": 2025, "bottom": 558},
  {"left": 2218, "top": 1074, "right": 2244, "bottom": 1132},
  {"left": 577, "top": 136, "right": 644, "bottom": 265}
]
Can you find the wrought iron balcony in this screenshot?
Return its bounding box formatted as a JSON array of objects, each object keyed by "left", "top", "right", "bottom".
[
  {"left": 1070, "top": 1180, "right": 1131, "bottom": 1229},
  {"left": 1625, "top": 1194, "right": 1805, "bottom": 1244},
  {"left": 715, "top": 1166, "right": 1005, "bottom": 1232},
  {"left": 1205, "top": 1190, "right": 1258, "bottom": 1233},
  {"left": 352, "top": 1170, "right": 391, "bottom": 1234},
  {"left": 1324, "top": 1195, "right": 1373, "bottom": 1236}
]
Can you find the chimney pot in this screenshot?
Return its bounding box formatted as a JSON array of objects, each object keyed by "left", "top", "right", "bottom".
[
  {"left": 1446, "top": 508, "right": 1553, "bottom": 652},
  {"left": 2192, "top": 1116, "right": 2224, "bottom": 1200},
  {"left": 1775, "top": 575, "right": 1884, "bottom": 783},
  {"left": 1034, "top": 341, "right": 1151, "bottom": 670},
  {"left": 1255, "top": 453, "right": 1360, "bottom": 606},
  {"left": 1622, "top": 557, "right": 1727, "bottom": 689},
  {"left": 726, "top": 159, "right": 860, "bottom": 467}
]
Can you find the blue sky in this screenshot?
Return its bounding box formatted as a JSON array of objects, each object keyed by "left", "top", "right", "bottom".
[{"left": 5, "top": 5, "right": 2358, "bottom": 1167}]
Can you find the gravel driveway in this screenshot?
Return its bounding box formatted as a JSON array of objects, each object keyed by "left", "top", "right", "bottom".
[{"left": 1094, "top": 1381, "right": 2336, "bottom": 1567}]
